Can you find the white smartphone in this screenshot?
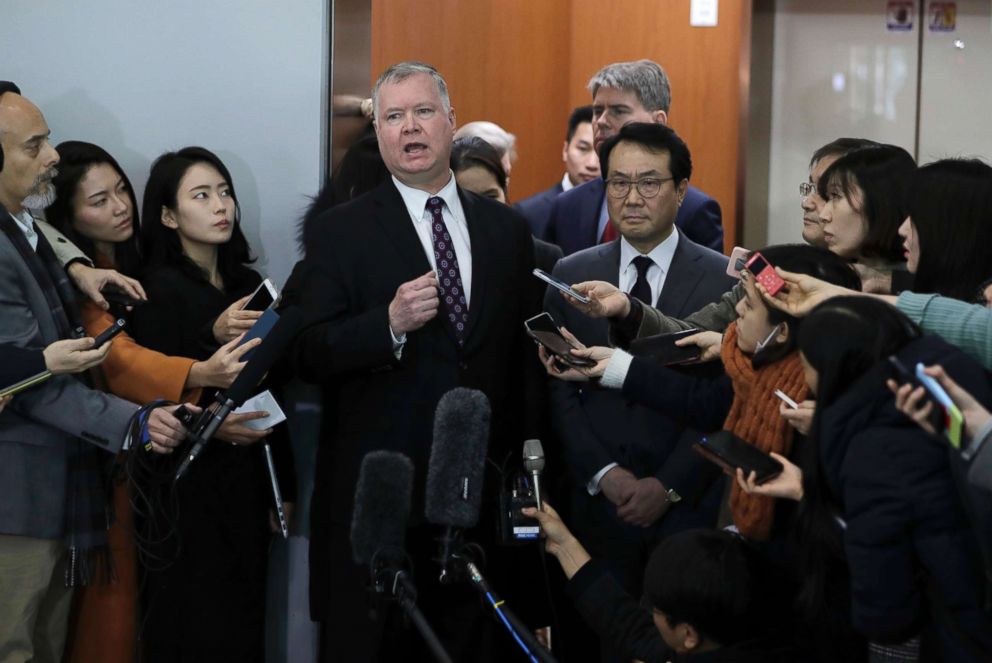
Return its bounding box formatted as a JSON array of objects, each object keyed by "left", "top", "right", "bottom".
[
  {"left": 533, "top": 268, "right": 590, "bottom": 304},
  {"left": 773, "top": 389, "right": 800, "bottom": 409},
  {"left": 242, "top": 278, "right": 279, "bottom": 311}
]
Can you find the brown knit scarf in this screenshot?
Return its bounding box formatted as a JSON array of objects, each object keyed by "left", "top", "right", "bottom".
[{"left": 721, "top": 322, "right": 809, "bottom": 541}]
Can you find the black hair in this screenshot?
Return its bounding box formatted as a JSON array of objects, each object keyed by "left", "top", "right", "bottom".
[
  {"left": 140, "top": 146, "right": 255, "bottom": 289},
  {"left": 976, "top": 277, "right": 992, "bottom": 306},
  {"left": 643, "top": 529, "right": 775, "bottom": 645},
  {"left": 450, "top": 136, "right": 508, "bottom": 195},
  {"left": 598, "top": 122, "right": 691, "bottom": 184},
  {"left": 47, "top": 141, "right": 142, "bottom": 277},
  {"left": 566, "top": 105, "right": 593, "bottom": 142},
  {"left": 808, "top": 137, "right": 880, "bottom": 169},
  {"left": 816, "top": 144, "right": 916, "bottom": 262},
  {"left": 909, "top": 158, "right": 992, "bottom": 301},
  {"left": 793, "top": 297, "right": 921, "bottom": 615},
  {"left": 299, "top": 127, "right": 388, "bottom": 249},
  {"left": 745, "top": 244, "right": 862, "bottom": 369}
]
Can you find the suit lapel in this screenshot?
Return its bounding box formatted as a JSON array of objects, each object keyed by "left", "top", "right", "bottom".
[
  {"left": 371, "top": 181, "right": 434, "bottom": 277},
  {"left": 594, "top": 240, "right": 623, "bottom": 287},
  {"left": 656, "top": 237, "right": 704, "bottom": 317},
  {"left": 460, "top": 189, "right": 488, "bottom": 346}
]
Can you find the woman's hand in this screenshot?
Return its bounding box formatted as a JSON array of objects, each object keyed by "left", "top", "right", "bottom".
[
  {"left": 145, "top": 403, "right": 200, "bottom": 454},
  {"left": 889, "top": 364, "right": 991, "bottom": 440},
  {"left": 756, "top": 267, "right": 857, "bottom": 317},
  {"left": 67, "top": 264, "right": 147, "bottom": 311},
  {"left": 521, "top": 502, "right": 592, "bottom": 579},
  {"left": 0, "top": 394, "right": 11, "bottom": 414},
  {"left": 188, "top": 333, "right": 263, "bottom": 389},
  {"left": 215, "top": 411, "right": 272, "bottom": 445},
  {"left": 562, "top": 280, "right": 630, "bottom": 319},
  {"left": 212, "top": 296, "right": 263, "bottom": 344},
  {"left": 675, "top": 330, "right": 723, "bottom": 363},
  {"left": 735, "top": 453, "right": 804, "bottom": 501},
  {"left": 780, "top": 399, "right": 816, "bottom": 436}
]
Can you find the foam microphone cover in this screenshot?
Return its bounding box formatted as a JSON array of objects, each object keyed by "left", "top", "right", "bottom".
[
  {"left": 350, "top": 450, "right": 414, "bottom": 565},
  {"left": 425, "top": 387, "right": 491, "bottom": 529},
  {"left": 225, "top": 306, "right": 303, "bottom": 406}
]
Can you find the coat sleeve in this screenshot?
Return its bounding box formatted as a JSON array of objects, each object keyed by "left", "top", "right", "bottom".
[
  {"left": 622, "top": 358, "right": 733, "bottom": 432},
  {"left": 35, "top": 221, "right": 91, "bottom": 268}
]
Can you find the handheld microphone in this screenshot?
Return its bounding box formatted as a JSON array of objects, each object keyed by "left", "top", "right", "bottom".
[
  {"left": 424, "top": 388, "right": 491, "bottom": 582},
  {"left": 173, "top": 306, "right": 302, "bottom": 481},
  {"left": 522, "top": 439, "right": 545, "bottom": 510}
]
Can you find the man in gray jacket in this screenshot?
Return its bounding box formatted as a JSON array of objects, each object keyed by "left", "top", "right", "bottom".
[{"left": 0, "top": 88, "right": 187, "bottom": 662}]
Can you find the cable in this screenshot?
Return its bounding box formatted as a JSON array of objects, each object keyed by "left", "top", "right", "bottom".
[{"left": 482, "top": 590, "right": 540, "bottom": 663}]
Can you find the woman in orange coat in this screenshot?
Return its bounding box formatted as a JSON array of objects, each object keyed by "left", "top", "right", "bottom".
[{"left": 47, "top": 141, "right": 268, "bottom": 663}]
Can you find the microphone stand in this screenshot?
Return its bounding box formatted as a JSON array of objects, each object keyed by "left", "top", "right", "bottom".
[
  {"left": 439, "top": 541, "right": 558, "bottom": 663},
  {"left": 371, "top": 550, "right": 455, "bottom": 663}
]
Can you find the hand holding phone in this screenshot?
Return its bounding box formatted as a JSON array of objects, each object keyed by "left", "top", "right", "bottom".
[
  {"left": 744, "top": 252, "right": 786, "bottom": 296},
  {"left": 726, "top": 246, "right": 749, "bottom": 278},
  {"left": 242, "top": 279, "right": 279, "bottom": 312},
  {"left": 629, "top": 329, "right": 702, "bottom": 365},
  {"left": 524, "top": 312, "right": 596, "bottom": 368},
  {"left": 92, "top": 319, "right": 127, "bottom": 348},
  {"left": 915, "top": 362, "right": 964, "bottom": 449},
  {"left": 693, "top": 431, "right": 783, "bottom": 484},
  {"left": 774, "top": 389, "right": 799, "bottom": 410}
]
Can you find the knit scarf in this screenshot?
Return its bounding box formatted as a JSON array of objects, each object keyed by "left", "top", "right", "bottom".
[{"left": 721, "top": 322, "right": 809, "bottom": 541}]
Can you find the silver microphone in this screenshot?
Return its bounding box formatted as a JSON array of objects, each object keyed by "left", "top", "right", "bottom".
[{"left": 522, "top": 439, "right": 545, "bottom": 510}]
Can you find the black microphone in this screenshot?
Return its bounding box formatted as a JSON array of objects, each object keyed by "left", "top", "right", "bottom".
[
  {"left": 522, "top": 439, "right": 545, "bottom": 510},
  {"left": 174, "top": 306, "right": 302, "bottom": 481},
  {"left": 351, "top": 450, "right": 414, "bottom": 568},
  {"left": 351, "top": 451, "right": 455, "bottom": 663},
  {"left": 424, "top": 387, "right": 491, "bottom": 582}
]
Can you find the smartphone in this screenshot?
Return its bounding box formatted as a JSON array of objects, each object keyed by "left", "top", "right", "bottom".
[
  {"left": 0, "top": 370, "right": 52, "bottom": 398},
  {"left": 726, "top": 246, "right": 750, "bottom": 278},
  {"left": 524, "top": 312, "right": 596, "bottom": 368},
  {"left": 100, "top": 285, "right": 145, "bottom": 308},
  {"left": 773, "top": 389, "right": 799, "bottom": 410},
  {"left": 887, "top": 356, "right": 944, "bottom": 433},
  {"left": 629, "top": 329, "right": 702, "bottom": 365},
  {"left": 744, "top": 252, "right": 786, "bottom": 296},
  {"left": 915, "top": 363, "right": 964, "bottom": 449},
  {"left": 93, "top": 318, "right": 127, "bottom": 348},
  {"left": 692, "top": 431, "right": 783, "bottom": 484},
  {"left": 533, "top": 269, "right": 590, "bottom": 304},
  {"left": 242, "top": 279, "right": 279, "bottom": 312}
]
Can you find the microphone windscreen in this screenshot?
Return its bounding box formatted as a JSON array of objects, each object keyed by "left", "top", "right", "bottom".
[
  {"left": 424, "top": 388, "right": 491, "bottom": 528},
  {"left": 522, "top": 438, "right": 545, "bottom": 474},
  {"left": 350, "top": 450, "right": 414, "bottom": 565},
  {"left": 226, "top": 306, "right": 303, "bottom": 406}
]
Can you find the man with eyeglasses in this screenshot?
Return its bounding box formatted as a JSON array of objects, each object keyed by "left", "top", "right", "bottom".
[
  {"left": 543, "top": 60, "right": 723, "bottom": 256},
  {"left": 542, "top": 121, "right": 734, "bottom": 663}
]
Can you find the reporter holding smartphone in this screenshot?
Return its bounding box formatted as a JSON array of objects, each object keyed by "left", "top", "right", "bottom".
[{"left": 46, "top": 142, "right": 269, "bottom": 663}]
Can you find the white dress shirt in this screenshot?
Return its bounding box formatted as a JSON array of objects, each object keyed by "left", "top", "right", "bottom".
[
  {"left": 561, "top": 172, "right": 575, "bottom": 193},
  {"left": 11, "top": 209, "right": 39, "bottom": 251},
  {"left": 587, "top": 227, "right": 680, "bottom": 494},
  {"left": 389, "top": 173, "right": 473, "bottom": 353}
]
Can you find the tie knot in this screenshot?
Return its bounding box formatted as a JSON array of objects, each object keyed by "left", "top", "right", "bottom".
[
  {"left": 426, "top": 196, "right": 444, "bottom": 214},
  {"left": 632, "top": 255, "right": 653, "bottom": 277}
]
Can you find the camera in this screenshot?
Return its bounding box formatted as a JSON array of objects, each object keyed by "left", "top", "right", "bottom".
[{"left": 497, "top": 471, "right": 540, "bottom": 545}]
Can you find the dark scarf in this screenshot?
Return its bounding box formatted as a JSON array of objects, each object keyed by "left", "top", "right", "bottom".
[{"left": 0, "top": 209, "right": 110, "bottom": 586}]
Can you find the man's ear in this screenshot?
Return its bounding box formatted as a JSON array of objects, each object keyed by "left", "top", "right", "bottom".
[
  {"left": 681, "top": 623, "right": 702, "bottom": 651},
  {"left": 161, "top": 206, "right": 178, "bottom": 229},
  {"left": 676, "top": 179, "right": 689, "bottom": 206},
  {"left": 652, "top": 109, "right": 669, "bottom": 126},
  {"left": 776, "top": 320, "right": 790, "bottom": 345}
]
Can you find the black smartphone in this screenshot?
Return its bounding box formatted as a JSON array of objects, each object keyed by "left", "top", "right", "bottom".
[
  {"left": 629, "top": 329, "right": 702, "bottom": 365},
  {"left": 887, "top": 355, "right": 944, "bottom": 432},
  {"left": 692, "top": 431, "right": 783, "bottom": 484},
  {"left": 242, "top": 279, "right": 278, "bottom": 312},
  {"left": 100, "top": 285, "right": 144, "bottom": 307},
  {"left": 524, "top": 312, "right": 596, "bottom": 368},
  {"left": 92, "top": 318, "right": 127, "bottom": 348}
]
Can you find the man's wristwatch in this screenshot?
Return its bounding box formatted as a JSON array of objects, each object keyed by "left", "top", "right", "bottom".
[{"left": 665, "top": 488, "right": 682, "bottom": 504}]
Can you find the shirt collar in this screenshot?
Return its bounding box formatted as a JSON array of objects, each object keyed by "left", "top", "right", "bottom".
[
  {"left": 392, "top": 171, "right": 460, "bottom": 220},
  {"left": 619, "top": 226, "right": 679, "bottom": 275},
  {"left": 561, "top": 172, "right": 575, "bottom": 193}
]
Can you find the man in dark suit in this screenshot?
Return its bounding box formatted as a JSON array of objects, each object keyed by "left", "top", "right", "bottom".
[
  {"left": 293, "top": 61, "right": 538, "bottom": 663},
  {"left": 515, "top": 105, "right": 600, "bottom": 238},
  {"left": 543, "top": 123, "right": 734, "bottom": 663},
  {"left": 544, "top": 60, "right": 724, "bottom": 255}
]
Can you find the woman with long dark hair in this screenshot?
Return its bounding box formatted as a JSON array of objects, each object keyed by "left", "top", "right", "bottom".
[
  {"left": 898, "top": 158, "right": 992, "bottom": 302},
  {"left": 47, "top": 141, "right": 263, "bottom": 663},
  {"left": 129, "top": 146, "right": 277, "bottom": 663},
  {"left": 742, "top": 297, "right": 992, "bottom": 661}
]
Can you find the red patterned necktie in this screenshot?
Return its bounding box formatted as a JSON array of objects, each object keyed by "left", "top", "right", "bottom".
[
  {"left": 600, "top": 220, "right": 619, "bottom": 243},
  {"left": 426, "top": 197, "right": 468, "bottom": 343}
]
